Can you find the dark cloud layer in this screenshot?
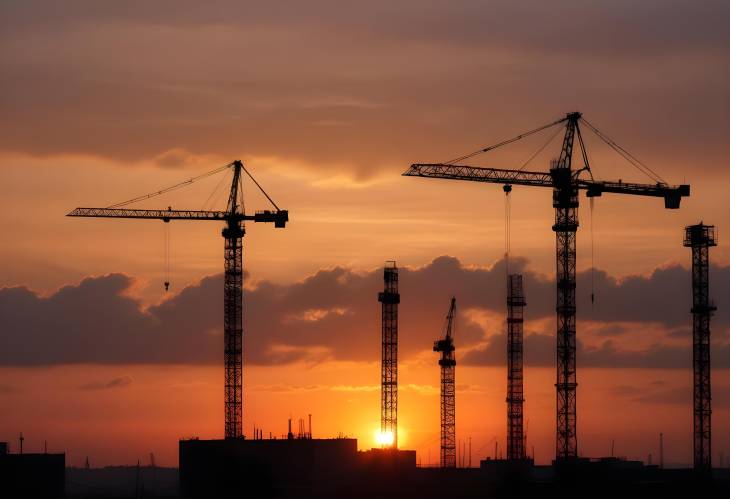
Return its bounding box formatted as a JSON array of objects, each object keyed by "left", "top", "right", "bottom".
[
  {"left": 462, "top": 333, "right": 730, "bottom": 369},
  {"left": 1, "top": 256, "right": 728, "bottom": 367},
  {"left": 1, "top": 1, "right": 727, "bottom": 174}
]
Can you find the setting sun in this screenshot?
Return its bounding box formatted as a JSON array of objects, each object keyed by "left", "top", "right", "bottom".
[{"left": 375, "top": 429, "right": 395, "bottom": 448}]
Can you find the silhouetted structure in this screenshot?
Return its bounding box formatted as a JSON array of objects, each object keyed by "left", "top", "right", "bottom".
[
  {"left": 684, "top": 223, "right": 717, "bottom": 474},
  {"left": 434, "top": 297, "right": 457, "bottom": 468},
  {"left": 403, "top": 111, "right": 690, "bottom": 460},
  {"left": 507, "top": 274, "right": 526, "bottom": 460},
  {"left": 67, "top": 160, "right": 288, "bottom": 439},
  {"left": 378, "top": 261, "right": 400, "bottom": 448},
  {"left": 180, "top": 438, "right": 359, "bottom": 498},
  {"left": 179, "top": 437, "right": 424, "bottom": 499},
  {"left": 0, "top": 441, "right": 64, "bottom": 498},
  {"left": 175, "top": 435, "right": 730, "bottom": 499}
]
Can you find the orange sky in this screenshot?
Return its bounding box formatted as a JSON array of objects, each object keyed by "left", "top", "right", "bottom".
[
  {"left": 1, "top": 363, "right": 727, "bottom": 468},
  {"left": 1, "top": 0, "right": 729, "bottom": 469}
]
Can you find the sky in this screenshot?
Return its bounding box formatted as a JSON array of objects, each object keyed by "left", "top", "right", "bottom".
[{"left": 1, "top": 0, "right": 729, "bottom": 468}]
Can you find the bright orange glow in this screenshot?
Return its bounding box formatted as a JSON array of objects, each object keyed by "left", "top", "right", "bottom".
[{"left": 375, "top": 429, "right": 394, "bottom": 447}]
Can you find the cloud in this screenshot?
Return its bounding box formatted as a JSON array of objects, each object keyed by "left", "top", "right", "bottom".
[
  {"left": 0, "top": 257, "right": 728, "bottom": 367},
  {"left": 462, "top": 332, "right": 730, "bottom": 369},
  {"left": 461, "top": 332, "right": 555, "bottom": 367},
  {"left": 0, "top": 1, "right": 727, "bottom": 175},
  {"left": 80, "top": 376, "right": 133, "bottom": 391}
]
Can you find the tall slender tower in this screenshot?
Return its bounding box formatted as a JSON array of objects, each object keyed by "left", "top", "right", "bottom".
[
  {"left": 434, "top": 298, "right": 457, "bottom": 468},
  {"left": 507, "top": 274, "right": 526, "bottom": 460},
  {"left": 552, "top": 113, "right": 581, "bottom": 460},
  {"left": 684, "top": 223, "right": 716, "bottom": 473},
  {"left": 223, "top": 163, "right": 244, "bottom": 439},
  {"left": 378, "top": 261, "right": 400, "bottom": 448}
]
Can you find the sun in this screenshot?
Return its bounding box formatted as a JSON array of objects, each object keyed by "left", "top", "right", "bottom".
[{"left": 374, "top": 429, "right": 395, "bottom": 447}]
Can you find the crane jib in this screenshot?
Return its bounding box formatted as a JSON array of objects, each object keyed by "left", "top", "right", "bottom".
[
  {"left": 403, "top": 164, "right": 689, "bottom": 209},
  {"left": 67, "top": 208, "right": 289, "bottom": 226}
]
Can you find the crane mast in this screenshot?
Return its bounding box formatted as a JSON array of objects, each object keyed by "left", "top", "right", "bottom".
[
  {"left": 68, "top": 160, "right": 288, "bottom": 440},
  {"left": 684, "top": 223, "right": 717, "bottom": 474},
  {"left": 434, "top": 297, "right": 456, "bottom": 468},
  {"left": 404, "top": 112, "right": 689, "bottom": 462},
  {"left": 506, "top": 275, "right": 526, "bottom": 460},
  {"left": 378, "top": 261, "right": 400, "bottom": 448},
  {"left": 552, "top": 112, "right": 580, "bottom": 459},
  {"left": 222, "top": 162, "right": 244, "bottom": 439}
]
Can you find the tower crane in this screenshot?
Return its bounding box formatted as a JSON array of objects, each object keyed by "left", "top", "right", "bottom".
[
  {"left": 68, "top": 160, "right": 288, "bottom": 439},
  {"left": 433, "top": 297, "right": 457, "bottom": 468},
  {"left": 404, "top": 112, "right": 689, "bottom": 461}
]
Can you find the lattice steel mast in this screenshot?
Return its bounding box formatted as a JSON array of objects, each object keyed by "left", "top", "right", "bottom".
[
  {"left": 378, "top": 261, "right": 400, "bottom": 448},
  {"left": 434, "top": 297, "right": 457, "bottom": 468},
  {"left": 223, "top": 164, "right": 244, "bottom": 439},
  {"left": 403, "top": 111, "right": 690, "bottom": 461},
  {"left": 68, "top": 160, "right": 288, "bottom": 439},
  {"left": 553, "top": 114, "right": 580, "bottom": 459},
  {"left": 507, "top": 275, "right": 526, "bottom": 460},
  {"left": 684, "top": 223, "right": 716, "bottom": 473}
]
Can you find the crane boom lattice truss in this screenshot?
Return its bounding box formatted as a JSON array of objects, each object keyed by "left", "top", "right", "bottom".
[
  {"left": 507, "top": 275, "right": 526, "bottom": 460},
  {"left": 378, "top": 261, "right": 400, "bottom": 448},
  {"left": 684, "top": 223, "right": 716, "bottom": 474},
  {"left": 68, "top": 160, "right": 288, "bottom": 439},
  {"left": 404, "top": 112, "right": 689, "bottom": 460},
  {"left": 434, "top": 297, "right": 457, "bottom": 468}
]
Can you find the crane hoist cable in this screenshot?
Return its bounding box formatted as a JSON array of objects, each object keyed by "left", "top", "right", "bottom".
[
  {"left": 517, "top": 124, "right": 564, "bottom": 173},
  {"left": 107, "top": 162, "right": 233, "bottom": 209},
  {"left": 164, "top": 220, "right": 171, "bottom": 292},
  {"left": 104, "top": 161, "right": 234, "bottom": 293},
  {"left": 504, "top": 184, "right": 511, "bottom": 279},
  {"left": 444, "top": 117, "right": 567, "bottom": 165},
  {"left": 241, "top": 163, "right": 281, "bottom": 211},
  {"left": 589, "top": 197, "right": 596, "bottom": 306},
  {"left": 102, "top": 162, "right": 246, "bottom": 293},
  {"left": 579, "top": 118, "right": 665, "bottom": 184},
  {"left": 579, "top": 116, "right": 667, "bottom": 307},
  {"left": 573, "top": 122, "right": 598, "bottom": 305},
  {"left": 202, "top": 168, "right": 233, "bottom": 211},
  {"left": 503, "top": 124, "right": 563, "bottom": 280}
]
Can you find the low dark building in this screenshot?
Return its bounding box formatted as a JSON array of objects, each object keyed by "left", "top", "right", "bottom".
[
  {"left": 0, "top": 442, "right": 65, "bottom": 498},
  {"left": 359, "top": 447, "right": 417, "bottom": 469},
  {"left": 180, "top": 438, "right": 363, "bottom": 498}
]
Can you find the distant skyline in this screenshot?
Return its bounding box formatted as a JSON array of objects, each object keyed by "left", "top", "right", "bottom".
[{"left": 1, "top": 0, "right": 728, "bottom": 467}]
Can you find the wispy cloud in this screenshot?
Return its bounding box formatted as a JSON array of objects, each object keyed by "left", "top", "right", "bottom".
[{"left": 80, "top": 376, "right": 133, "bottom": 391}]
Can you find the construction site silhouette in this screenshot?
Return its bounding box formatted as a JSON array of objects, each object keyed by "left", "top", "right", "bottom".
[{"left": 3, "top": 113, "right": 727, "bottom": 499}]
